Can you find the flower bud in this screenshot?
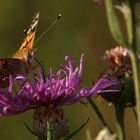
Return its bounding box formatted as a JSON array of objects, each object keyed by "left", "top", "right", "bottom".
[
  {"left": 33, "top": 106, "right": 69, "bottom": 139},
  {"left": 100, "top": 46, "right": 135, "bottom": 106}
]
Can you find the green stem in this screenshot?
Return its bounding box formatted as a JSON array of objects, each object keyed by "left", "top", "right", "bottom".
[
  {"left": 105, "top": 0, "right": 127, "bottom": 47},
  {"left": 87, "top": 98, "right": 113, "bottom": 133},
  {"left": 129, "top": 0, "right": 137, "bottom": 52},
  {"left": 63, "top": 118, "right": 89, "bottom": 140},
  {"left": 130, "top": 52, "right": 140, "bottom": 137},
  {"left": 115, "top": 105, "right": 125, "bottom": 140},
  {"left": 87, "top": 98, "right": 107, "bottom": 126},
  {"left": 121, "top": 0, "right": 140, "bottom": 137},
  {"left": 128, "top": 0, "right": 140, "bottom": 137},
  {"left": 36, "top": 121, "right": 52, "bottom": 140},
  {"left": 47, "top": 121, "right": 52, "bottom": 140}
]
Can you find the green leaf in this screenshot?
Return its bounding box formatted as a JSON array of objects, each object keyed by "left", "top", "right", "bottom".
[
  {"left": 24, "top": 122, "right": 37, "bottom": 136},
  {"left": 63, "top": 118, "right": 89, "bottom": 140},
  {"left": 105, "top": 0, "right": 128, "bottom": 48},
  {"left": 87, "top": 98, "right": 110, "bottom": 129}
]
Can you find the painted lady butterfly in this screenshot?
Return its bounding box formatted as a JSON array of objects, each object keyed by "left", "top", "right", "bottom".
[{"left": 0, "top": 12, "right": 39, "bottom": 87}]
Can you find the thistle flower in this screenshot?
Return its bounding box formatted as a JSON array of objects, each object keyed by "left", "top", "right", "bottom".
[
  {"left": 100, "top": 46, "right": 134, "bottom": 106},
  {"left": 104, "top": 46, "right": 132, "bottom": 77},
  {"left": 0, "top": 54, "right": 118, "bottom": 139}
]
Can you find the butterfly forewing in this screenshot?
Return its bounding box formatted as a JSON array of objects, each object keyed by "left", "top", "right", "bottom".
[
  {"left": 13, "top": 12, "right": 39, "bottom": 61},
  {"left": 0, "top": 12, "right": 39, "bottom": 88}
]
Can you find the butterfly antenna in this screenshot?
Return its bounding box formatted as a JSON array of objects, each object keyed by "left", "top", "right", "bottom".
[{"left": 34, "top": 14, "right": 62, "bottom": 45}]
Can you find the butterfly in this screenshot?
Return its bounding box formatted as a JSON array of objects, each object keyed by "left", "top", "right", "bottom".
[{"left": 0, "top": 12, "right": 39, "bottom": 87}]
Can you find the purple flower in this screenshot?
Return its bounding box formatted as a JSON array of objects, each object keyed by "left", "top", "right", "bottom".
[{"left": 0, "top": 54, "right": 118, "bottom": 116}]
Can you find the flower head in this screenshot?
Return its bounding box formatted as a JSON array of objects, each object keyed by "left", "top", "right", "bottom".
[
  {"left": 0, "top": 54, "right": 118, "bottom": 116},
  {"left": 100, "top": 46, "right": 134, "bottom": 106},
  {"left": 104, "top": 46, "right": 131, "bottom": 75},
  {"left": 0, "top": 54, "right": 118, "bottom": 139}
]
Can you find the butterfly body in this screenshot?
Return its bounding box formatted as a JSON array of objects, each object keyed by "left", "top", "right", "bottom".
[{"left": 0, "top": 12, "right": 39, "bottom": 87}]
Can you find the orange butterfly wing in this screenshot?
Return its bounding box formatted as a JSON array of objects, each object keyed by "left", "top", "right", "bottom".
[
  {"left": 13, "top": 12, "right": 39, "bottom": 61},
  {"left": 0, "top": 12, "right": 39, "bottom": 88}
]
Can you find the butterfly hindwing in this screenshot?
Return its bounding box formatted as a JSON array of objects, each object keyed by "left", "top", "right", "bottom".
[{"left": 0, "top": 58, "right": 29, "bottom": 87}]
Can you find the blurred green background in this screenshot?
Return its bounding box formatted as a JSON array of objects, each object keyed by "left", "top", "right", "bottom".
[{"left": 0, "top": 0, "right": 139, "bottom": 139}]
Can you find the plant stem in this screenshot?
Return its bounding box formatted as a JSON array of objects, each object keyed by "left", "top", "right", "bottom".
[
  {"left": 36, "top": 122, "right": 52, "bottom": 140},
  {"left": 115, "top": 105, "right": 125, "bottom": 140},
  {"left": 130, "top": 52, "right": 140, "bottom": 137},
  {"left": 128, "top": 0, "right": 140, "bottom": 137},
  {"left": 63, "top": 118, "right": 89, "bottom": 140},
  {"left": 47, "top": 121, "right": 52, "bottom": 140},
  {"left": 87, "top": 98, "right": 107, "bottom": 126},
  {"left": 105, "top": 0, "right": 127, "bottom": 47},
  {"left": 87, "top": 98, "right": 113, "bottom": 133}
]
